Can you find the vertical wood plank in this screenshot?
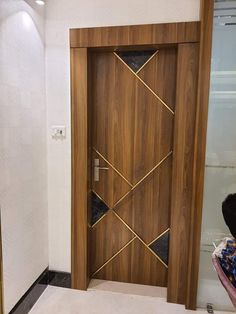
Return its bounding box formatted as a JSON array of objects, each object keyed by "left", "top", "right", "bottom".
[
  {"left": 186, "top": 0, "right": 214, "bottom": 310},
  {"left": 167, "top": 43, "right": 199, "bottom": 305},
  {"left": 71, "top": 48, "right": 88, "bottom": 290}
]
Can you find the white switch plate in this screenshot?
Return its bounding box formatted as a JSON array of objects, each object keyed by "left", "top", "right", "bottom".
[{"left": 51, "top": 125, "right": 66, "bottom": 138}]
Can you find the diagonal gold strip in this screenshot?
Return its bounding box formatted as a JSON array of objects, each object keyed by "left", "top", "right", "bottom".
[
  {"left": 148, "top": 228, "right": 170, "bottom": 246},
  {"left": 113, "top": 190, "right": 131, "bottom": 209},
  {"left": 92, "top": 236, "right": 137, "bottom": 277},
  {"left": 113, "top": 52, "right": 174, "bottom": 115},
  {"left": 113, "top": 151, "right": 173, "bottom": 208},
  {"left": 90, "top": 191, "right": 168, "bottom": 268},
  {"left": 133, "top": 151, "right": 172, "bottom": 190},
  {"left": 112, "top": 210, "right": 168, "bottom": 269},
  {"left": 91, "top": 213, "right": 107, "bottom": 228},
  {"left": 92, "top": 190, "right": 110, "bottom": 209},
  {"left": 90, "top": 190, "right": 111, "bottom": 228},
  {"left": 93, "top": 148, "right": 133, "bottom": 187},
  {"left": 136, "top": 50, "right": 159, "bottom": 74},
  {"left": 91, "top": 152, "right": 172, "bottom": 228},
  {"left": 144, "top": 241, "right": 168, "bottom": 269}
]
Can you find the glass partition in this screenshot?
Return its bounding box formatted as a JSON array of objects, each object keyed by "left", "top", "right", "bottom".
[{"left": 197, "top": 0, "right": 236, "bottom": 311}]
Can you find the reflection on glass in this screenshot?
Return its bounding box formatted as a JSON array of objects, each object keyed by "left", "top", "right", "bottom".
[{"left": 198, "top": 0, "right": 236, "bottom": 311}]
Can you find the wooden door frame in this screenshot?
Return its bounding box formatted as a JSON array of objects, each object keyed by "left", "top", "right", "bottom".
[
  {"left": 185, "top": 0, "right": 214, "bottom": 309},
  {"left": 70, "top": 5, "right": 214, "bottom": 309}
]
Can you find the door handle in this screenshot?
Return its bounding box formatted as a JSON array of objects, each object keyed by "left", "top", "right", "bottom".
[{"left": 94, "top": 159, "right": 109, "bottom": 181}]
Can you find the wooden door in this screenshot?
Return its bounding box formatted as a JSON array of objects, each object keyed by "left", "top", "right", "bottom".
[{"left": 90, "top": 47, "right": 177, "bottom": 287}]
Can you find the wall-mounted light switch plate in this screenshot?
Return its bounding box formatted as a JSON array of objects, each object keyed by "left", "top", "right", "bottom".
[{"left": 51, "top": 125, "right": 66, "bottom": 139}]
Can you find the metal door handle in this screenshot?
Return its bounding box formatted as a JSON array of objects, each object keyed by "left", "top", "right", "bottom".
[{"left": 94, "top": 159, "right": 109, "bottom": 181}]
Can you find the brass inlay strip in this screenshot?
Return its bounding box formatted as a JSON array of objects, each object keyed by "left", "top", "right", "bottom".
[
  {"left": 91, "top": 151, "right": 172, "bottom": 228},
  {"left": 90, "top": 190, "right": 110, "bottom": 228},
  {"left": 112, "top": 210, "right": 168, "bottom": 269},
  {"left": 90, "top": 190, "right": 169, "bottom": 268},
  {"left": 133, "top": 152, "right": 172, "bottom": 190},
  {"left": 113, "top": 151, "right": 173, "bottom": 208},
  {"left": 92, "top": 236, "right": 137, "bottom": 277},
  {"left": 148, "top": 228, "right": 170, "bottom": 246},
  {"left": 91, "top": 213, "right": 107, "bottom": 228},
  {"left": 136, "top": 50, "right": 159, "bottom": 74},
  {"left": 91, "top": 51, "right": 172, "bottom": 272},
  {"left": 113, "top": 52, "right": 174, "bottom": 115},
  {"left": 93, "top": 148, "right": 133, "bottom": 187},
  {"left": 92, "top": 190, "right": 110, "bottom": 209}
]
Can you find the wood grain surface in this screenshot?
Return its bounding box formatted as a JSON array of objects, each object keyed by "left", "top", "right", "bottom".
[
  {"left": 167, "top": 43, "right": 199, "bottom": 305},
  {"left": 94, "top": 238, "right": 168, "bottom": 286},
  {"left": 71, "top": 48, "right": 89, "bottom": 290},
  {"left": 90, "top": 48, "right": 175, "bottom": 287},
  {"left": 92, "top": 52, "right": 174, "bottom": 185},
  {"left": 70, "top": 22, "right": 200, "bottom": 48}
]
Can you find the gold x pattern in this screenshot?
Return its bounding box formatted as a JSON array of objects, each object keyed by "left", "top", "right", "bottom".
[
  {"left": 91, "top": 188, "right": 170, "bottom": 276},
  {"left": 91, "top": 50, "right": 173, "bottom": 276},
  {"left": 114, "top": 51, "right": 175, "bottom": 115}
]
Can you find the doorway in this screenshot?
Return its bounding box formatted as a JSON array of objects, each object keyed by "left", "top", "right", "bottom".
[{"left": 70, "top": 20, "right": 211, "bottom": 310}]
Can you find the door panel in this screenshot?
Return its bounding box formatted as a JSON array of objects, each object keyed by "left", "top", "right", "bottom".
[
  {"left": 94, "top": 238, "right": 168, "bottom": 287},
  {"left": 90, "top": 210, "right": 135, "bottom": 274},
  {"left": 92, "top": 151, "right": 131, "bottom": 209},
  {"left": 90, "top": 47, "right": 177, "bottom": 287},
  {"left": 92, "top": 52, "right": 174, "bottom": 185},
  {"left": 114, "top": 156, "right": 172, "bottom": 244},
  {"left": 138, "top": 48, "right": 177, "bottom": 110}
]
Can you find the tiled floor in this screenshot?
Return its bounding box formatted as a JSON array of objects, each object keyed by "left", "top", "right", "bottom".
[{"left": 29, "top": 280, "right": 232, "bottom": 314}]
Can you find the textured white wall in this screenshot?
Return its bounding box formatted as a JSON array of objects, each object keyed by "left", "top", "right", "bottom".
[
  {"left": 45, "top": 0, "right": 201, "bottom": 272},
  {"left": 0, "top": 1, "right": 48, "bottom": 313}
]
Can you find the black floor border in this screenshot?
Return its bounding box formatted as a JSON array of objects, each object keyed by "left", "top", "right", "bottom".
[
  {"left": 9, "top": 268, "right": 48, "bottom": 314},
  {"left": 9, "top": 269, "right": 71, "bottom": 314},
  {"left": 48, "top": 270, "right": 71, "bottom": 289}
]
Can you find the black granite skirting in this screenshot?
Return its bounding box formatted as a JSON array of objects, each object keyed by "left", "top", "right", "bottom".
[
  {"left": 48, "top": 270, "right": 71, "bottom": 289},
  {"left": 9, "top": 269, "right": 71, "bottom": 314},
  {"left": 9, "top": 268, "right": 48, "bottom": 314}
]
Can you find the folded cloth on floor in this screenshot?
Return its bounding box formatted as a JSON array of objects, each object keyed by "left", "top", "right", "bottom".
[{"left": 213, "top": 238, "right": 236, "bottom": 308}]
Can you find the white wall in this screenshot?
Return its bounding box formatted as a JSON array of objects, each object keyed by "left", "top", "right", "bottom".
[
  {"left": 0, "top": 1, "right": 48, "bottom": 313},
  {"left": 45, "top": 0, "right": 200, "bottom": 272}
]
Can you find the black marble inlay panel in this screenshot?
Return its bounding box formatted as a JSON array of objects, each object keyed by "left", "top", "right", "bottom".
[
  {"left": 149, "top": 231, "right": 169, "bottom": 265},
  {"left": 48, "top": 271, "right": 71, "bottom": 288},
  {"left": 91, "top": 192, "right": 109, "bottom": 225},
  {"left": 117, "top": 50, "right": 156, "bottom": 72},
  {"left": 9, "top": 268, "right": 48, "bottom": 314}
]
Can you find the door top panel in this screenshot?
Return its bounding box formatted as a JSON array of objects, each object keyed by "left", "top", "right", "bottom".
[{"left": 92, "top": 49, "right": 175, "bottom": 185}]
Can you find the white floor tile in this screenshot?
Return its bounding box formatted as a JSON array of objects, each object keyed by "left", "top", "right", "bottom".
[
  {"left": 88, "top": 279, "right": 167, "bottom": 298},
  {"left": 29, "top": 285, "right": 233, "bottom": 314}
]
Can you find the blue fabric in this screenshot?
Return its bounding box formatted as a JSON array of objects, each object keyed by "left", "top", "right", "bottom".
[{"left": 219, "top": 239, "right": 236, "bottom": 288}]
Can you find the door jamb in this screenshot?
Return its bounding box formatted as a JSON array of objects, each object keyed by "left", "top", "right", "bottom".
[{"left": 186, "top": 1, "right": 214, "bottom": 309}]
